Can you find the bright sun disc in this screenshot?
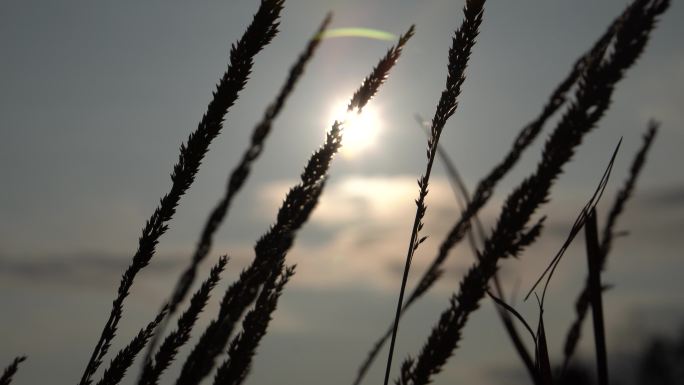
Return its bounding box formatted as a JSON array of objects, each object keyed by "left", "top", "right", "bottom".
[{"left": 327, "top": 101, "right": 382, "bottom": 158}]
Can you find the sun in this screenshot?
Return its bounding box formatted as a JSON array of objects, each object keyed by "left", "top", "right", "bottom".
[{"left": 327, "top": 101, "right": 383, "bottom": 158}]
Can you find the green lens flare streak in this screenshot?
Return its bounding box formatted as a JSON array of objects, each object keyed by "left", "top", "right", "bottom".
[{"left": 317, "top": 28, "right": 396, "bottom": 41}]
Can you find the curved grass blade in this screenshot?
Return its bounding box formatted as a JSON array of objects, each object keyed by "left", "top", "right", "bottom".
[
  {"left": 561, "top": 121, "right": 658, "bottom": 370},
  {"left": 524, "top": 139, "right": 621, "bottom": 303}
]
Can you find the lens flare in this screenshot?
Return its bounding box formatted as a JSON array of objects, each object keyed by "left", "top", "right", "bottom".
[{"left": 317, "top": 28, "right": 396, "bottom": 41}]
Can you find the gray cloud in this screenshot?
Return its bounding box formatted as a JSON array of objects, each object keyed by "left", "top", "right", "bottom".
[
  {"left": 639, "top": 184, "right": 684, "bottom": 207},
  {"left": 0, "top": 252, "right": 185, "bottom": 288}
]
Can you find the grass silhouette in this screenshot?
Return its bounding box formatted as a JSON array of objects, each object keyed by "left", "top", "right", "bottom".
[{"left": 0, "top": 1, "right": 674, "bottom": 385}]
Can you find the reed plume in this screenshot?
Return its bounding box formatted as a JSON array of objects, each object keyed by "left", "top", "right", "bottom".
[
  {"left": 165, "top": 12, "right": 332, "bottom": 317},
  {"left": 174, "top": 26, "right": 414, "bottom": 385},
  {"left": 174, "top": 123, "right": 337, "bottom": 385},
  {"left": 415, "top": 114, "right": 486, "bottom": 254},
  {"left": 601, "top": 122, "right": 659, "bottom": 260},
  {"left": 144, "top": 12, "right": 331, "bottom": 364},
  {"left": 395, "top": 2, "right": 669, "bottom": 384},
  {"left": 382, "top": 3, "right": 482, "bottom": 385},
  {"left": 76, "top": 1, "right": 285, "bottom": 384},
  {"left": 95, "top": 307, "right": 168, "bottom": 385},
  {"left": 211, "top": 266, "right": 295, "bottom": 385},
  {"left": 350, "top": 2, "right": 634, "bottom": 383},
  {"left": 405, "top": 0, "right": 628, "bottom": 308},
  {"left": 0, "top": 357, "right": 26, "bottom": 385},
  {"left": 138, "top": 257, "right": 228, "bottom": 385}
]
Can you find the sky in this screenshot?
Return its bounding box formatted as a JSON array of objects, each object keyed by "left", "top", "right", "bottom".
[{"left": 1, "top": 0, "right": 683, "bottom": 384}]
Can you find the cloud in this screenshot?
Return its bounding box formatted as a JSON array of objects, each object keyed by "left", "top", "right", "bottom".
[
  {"left": 255, "top": 174, "right": 586, "bottom": 292},
  {"left": 639, "top": 184, "right": 684, "bottom": 207},
  {"left": 255, "top": 174, "right": 501, "bottom": 291},
  {"left": 259, "top": 174, "right": 463, "bottom": 226},
  {"left": 4, "top": 175, "right": 682, "bottom": 301},
  {"left": 0, "top": 252, "right": 185, "bottom": 289}
]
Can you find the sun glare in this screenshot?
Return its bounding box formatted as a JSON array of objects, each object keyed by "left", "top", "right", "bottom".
[{"left": 327, "top": 101, "right": 382, "bottom": 158}]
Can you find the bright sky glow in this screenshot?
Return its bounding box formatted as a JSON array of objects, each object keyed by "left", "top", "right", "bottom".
[{"left": 328, "top": 101, "right": 383, "bottom": 158}]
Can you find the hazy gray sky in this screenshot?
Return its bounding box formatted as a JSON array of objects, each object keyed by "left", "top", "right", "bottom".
[{"left": 1, "top": 1, "right": 683, "bottom": 384}]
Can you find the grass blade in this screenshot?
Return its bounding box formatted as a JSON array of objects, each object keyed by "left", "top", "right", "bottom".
[
  {"left": 525, "top": 139, "right": 621, "bottom": 303},
  {"left": 562, "top": 121, "right": 659, "bottom": 369},
  {"left": 585, "top": 209, "right": 608, "bottom": 385},
  {"left": 95, "top": 307, "right": 168, "bottom": 385},
  {"left": 487, "top": 291, "right": 536, "bottom": 345},
  {"left": 534, "top": 306, "right": 552, "bottom": 385}
]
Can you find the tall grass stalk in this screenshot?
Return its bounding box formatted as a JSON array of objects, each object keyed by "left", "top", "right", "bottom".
[
  {"left": 351, "top": 1, "right": 636, "bottom": 382},
  {"left": 145, "top": 12, "right": 332, "bottom": 363},
  {"left": 95, "top": 307, "right": 168, "bottom": 385},
  {"left": 418, "top": 113, "right": 540, "bottom": 382},
  {"left": 211, "top": 266, "right": 295, "bottom": 385},
  {"left": 76, "top": 1, "right": 284, "bottom": 384},
  {"left": 0, "top": 2, "right": 672, "bottom": 385},
  {"left": 382, "top": 2, "right": 484, "bottom": 385},
  {"left": 138, "top": 257, "right": 228, "bottom": 385},
  {"left": 0, "top": 357, "right": 26, "bottom": 385},
  {"left": 173, "top": 26, "right": 414, "bottom": 385},
  {"left": 395, "top": 2, "right": 669, "bottom": 384}
]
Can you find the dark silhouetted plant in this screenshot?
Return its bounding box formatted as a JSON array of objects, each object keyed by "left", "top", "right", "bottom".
[
  {"left": 138, "top": 256, "right": 228, "bottom": 385},
  {"left": 0, "top": 1, "right": 672, "bottom": 385},
  {"left": 173, "top": 24, "right": 414, "bottom": 385},
  {"left": 394, "top": 2, "right": 669, "bottom": 385},
  {"left": 0, "top": 357, "right": 26, "bottom": 385},
  {"left": 562, "top": 121, "right": 659, "bottom": 372},
  {"left": 144, "top": 11, "right": 332, "bottom": 365},
  {"left": 382, "top": 2, "right": 483, "bottom": 385},
  {"left": 77, "top": 1, "right": 284, "bottom": 384}
]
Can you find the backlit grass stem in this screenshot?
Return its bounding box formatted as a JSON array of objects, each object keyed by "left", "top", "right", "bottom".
[
  {"left": 174, "top": 26, "right": 413, "bottom": 385},
  {"left": 383, "top": 2, "right": 483, "bottom": 385},
  {"left": 77, "top": 1, "right": 284, "bottom": 384},
  {"left": 396, "top": 2, "right": 669, "bottom": 384}
]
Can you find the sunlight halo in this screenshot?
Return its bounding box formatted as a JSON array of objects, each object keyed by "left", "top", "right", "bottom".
[{"left": 327, "top": 101, "right": 383, "bottom": 158}]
